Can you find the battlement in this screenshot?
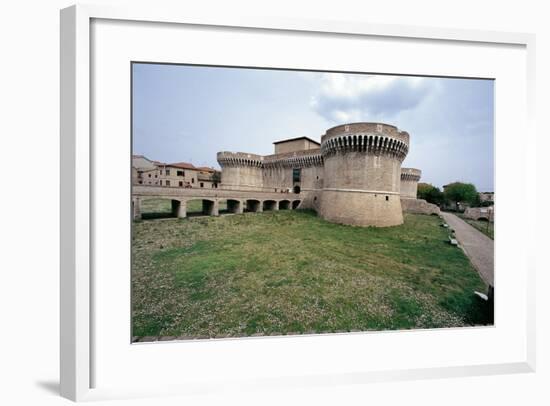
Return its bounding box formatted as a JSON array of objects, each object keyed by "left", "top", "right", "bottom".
[
  {"left": 264, "top": 148, "right": 323, "bottom": 168},
  {"left": 401, "top": 168, "right": 422, "bottom": 181},
  {"left": 321, "top": 122, "right": 409, "bottom": 161},
  {"left": 217, "top": 151, "right": 264, "bottom": 168}
]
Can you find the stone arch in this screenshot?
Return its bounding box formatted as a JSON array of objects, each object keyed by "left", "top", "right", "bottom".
[
  {"left": 245, "top": 199, "right": 261, "bottom": 213},
  {"left": 186, "top": 198, "right": 218, "bottom": 217},
  {"left": 292, "top": 200, "right": 301, "bottom": 209},
  {"left": 138, "top": 197, "right": 183, "bottom": 219},
  {"left": 226, "top": 199, "right": 242, "bottom": 214},
  {"left": 279, "top": 200, "right": 291, "bottom": 210},
  {"left": 263, "top": 200, "right": 277, "bottom": 211}
]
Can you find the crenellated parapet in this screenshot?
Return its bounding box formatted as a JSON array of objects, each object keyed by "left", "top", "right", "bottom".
[
  {"left": 400, "top": 167, "right": 422, "bottom": 199},
  {"left": 401, "top": 168, "right": 421, "bottom": 182},
  {"left": 321, "top": 122, "right": 409, "bottom": 161},
  {"left": 264, "top": 149, "right": 323, "bottom": 168},
  {"left": 217, "top": 151, "right": 264, "bottom": 168}
]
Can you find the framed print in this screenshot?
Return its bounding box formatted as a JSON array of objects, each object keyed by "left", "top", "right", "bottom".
[{"left": 60, "top": 4, "right": 536, "bottom": 402}]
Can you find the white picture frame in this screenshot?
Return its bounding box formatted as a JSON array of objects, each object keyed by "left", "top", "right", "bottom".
[{"left": 60, "top": 4, "right": 536, "bottom": 402}]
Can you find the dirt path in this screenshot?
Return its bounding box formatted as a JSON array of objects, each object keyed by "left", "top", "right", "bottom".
[{"left": 440, "top": 212, "right": 494, "bottom": 287}]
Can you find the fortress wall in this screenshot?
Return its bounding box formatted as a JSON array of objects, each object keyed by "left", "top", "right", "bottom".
[
  {"left": 400, "top": 198, "right": 440, "bottom": 215},
  {"left": 300, "top": 165, "right": 324, "bottom": 191},
  {"left": 215, "top": 122, "right": 416, "bottom": 228},
  {"left": 322, "top": 152, "right": 401, "bottom": 192},
  {"left": 319, "top": 122, "right": 409, "bottom": 227},
  {"left": 400, "top": 179, "right": 418, "bottom": 198},
  {"left": 262, "top": 166, "right": 293, "bottom": 190},
  {"left": 319, "top": 190, "right": 403, "bottom": 227},
  {"left": 400, "top": 168, "right": 421, "bottom": 199},
  {"left": 220, "top": 166, "right": 264, "bottom": 191}
]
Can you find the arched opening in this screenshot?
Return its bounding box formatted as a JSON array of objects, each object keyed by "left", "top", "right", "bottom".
[
  {"left": 292, "top": 200, "right": 301, "bottom": 209},
  {"left": 279, "top": 200, "right": 290, "bottom": 210},
  {"left": 140, "top": 198, "right": 179, "bottom": 219},
  {"left": 226, "top": 199, "right": 242, "bottom": 214},
  {"left": 245, "top": 199, "right": 261, "bottom": 213},
  {"left": 263, "top": 200, "right": 277, "bottom": 211},
  {"left": 186, "top": 199, "right": 217, "bottom": 217},
  {"left": 293, "top": 185, "right": 301, "bottom": 194}
]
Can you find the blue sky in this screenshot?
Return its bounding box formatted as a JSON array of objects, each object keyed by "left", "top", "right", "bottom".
[{"left": 132, "top": 63, "right": 494, "bottom": 191}]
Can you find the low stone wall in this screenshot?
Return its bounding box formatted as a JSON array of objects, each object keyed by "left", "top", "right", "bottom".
[
  {"left": 400, "top": 198, "right": 440, "bottom": 215},
  {"left": 464, "top": 206, "right": 494, "bottom": 222}
]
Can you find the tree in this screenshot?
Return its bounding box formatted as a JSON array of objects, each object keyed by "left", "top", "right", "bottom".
[
  {"left": 417, "top": 183, "right": 444, "bottom": 205},
  {"left": 443, "top": 182, "right": 479, "bottom": 208}
]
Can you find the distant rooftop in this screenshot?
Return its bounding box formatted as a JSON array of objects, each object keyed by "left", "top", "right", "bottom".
[{"left": 166, "top": 162, "right": 196, "bottom": 170}]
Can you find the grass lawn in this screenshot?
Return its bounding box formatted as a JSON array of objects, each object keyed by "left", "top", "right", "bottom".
[
  {"left": 132, "top": 210, "right": 492, "bottom": 339},
  {"left": 456, "top": 213, "right": 494, "bottom": 240}
]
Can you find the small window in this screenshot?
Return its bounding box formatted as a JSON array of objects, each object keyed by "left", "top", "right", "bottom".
[
  {"left": 148, "top": 174, "right": 151, "bottom": 178},
  {"left": 179, "top": 181, "right": 183, "bottom": 187},
  {"left": 200, "top": 182, "right": 204, "bottom": 188},
  {"left": 166, "top": 169, "right": 170, "bottom": 176},
  {"left": 155, "top": 174, "right": 157, "bottom": 178},
  {"left": 177, "top": 170, "right": 184, "bottom": 177},
  {"left": 293, "top": 168, "right": 301, "bottom": 182},
  {"left": 138, "top": 181, "right": 142, "bottom": 184},
  {"left": 166, "top": 180, "right": 170, "bottom": 186},
  {"left": 192, "top": 178, "right": 195, "bottom": 183},
  {"left": 159, "top": 180, "right": 162, "bottom": 186},
  {"left": 385, "top": 196, "right": 389, "bottom": 201}
]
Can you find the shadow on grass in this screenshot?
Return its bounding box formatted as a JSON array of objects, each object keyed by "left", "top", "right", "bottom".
[{"left": 141, "top": 212, "right": 175, "bottom": 220}]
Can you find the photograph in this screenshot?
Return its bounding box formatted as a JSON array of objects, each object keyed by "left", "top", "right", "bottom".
[{"left": 130, "top": 63, "right": 495, "bottom": 341}]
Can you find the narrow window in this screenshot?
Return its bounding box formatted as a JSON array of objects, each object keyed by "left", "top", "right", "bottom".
[
  {"left": 292, "top": 168, "right": 301, "bottom": 182},
  {"left": 166, "top": 180, "right": 170, "bottom": 187},
  {"left": 200, "top": 182, "right": 204, "bottom": 188},
  {"left": 192, "top": 178, "right": 195, "bottom": 183},
  {"left": 179, "top": 181, "right": 183, "bottom": 187},
  {"left": 166, "top": 169, "right": 170, "bottom": 176},
  {"left": 385, "top": 196, "right": 389, "bottom": 201}
]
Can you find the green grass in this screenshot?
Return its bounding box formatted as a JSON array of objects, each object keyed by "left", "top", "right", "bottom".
[
  {"left": 132, "top": 210, "right": 492, "bottom": 338},
  {"left": 456, "top": 214, "right": 494, "bottom": 239}
]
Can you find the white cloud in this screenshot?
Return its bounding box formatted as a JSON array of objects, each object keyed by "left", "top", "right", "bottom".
[{"left": 310, "top": 73, "right": 436, "bottom": 124}]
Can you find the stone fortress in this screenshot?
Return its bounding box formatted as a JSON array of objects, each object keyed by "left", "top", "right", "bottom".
[{"left": 216, "top": 122, "right": 439, "bottom": 227}]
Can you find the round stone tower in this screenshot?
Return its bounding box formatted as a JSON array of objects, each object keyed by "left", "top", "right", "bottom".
[
  {"left": 319, "top": 122, "right": 409, "bottom": 227},
  {"left": 400, "top": 168, "right": 422, "bottom": 199},
  {"left": 217, "top": 151, "right": 264, "bottom": 191}
]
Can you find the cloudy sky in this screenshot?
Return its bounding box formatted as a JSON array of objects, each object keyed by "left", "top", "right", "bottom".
[{"left": 132, "top": 63, "right": 494, "bottom": 191}]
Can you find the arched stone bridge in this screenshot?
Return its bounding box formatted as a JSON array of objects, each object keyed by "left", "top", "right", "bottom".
[{"left": 132, "top": 185, "right": 303, "bottom": 220}]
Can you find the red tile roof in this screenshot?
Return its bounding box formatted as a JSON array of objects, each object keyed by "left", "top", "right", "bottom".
[
  {"left": 166, "top": 162, "right": 197, "bottom": 170},
  {"left": 196, "top": 166, "right": 216, "bottom": 172}
]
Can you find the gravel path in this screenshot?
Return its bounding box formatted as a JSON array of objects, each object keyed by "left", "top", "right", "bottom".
[{"left": 440, "top": 212, "right": 494, "bottom": 287}]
